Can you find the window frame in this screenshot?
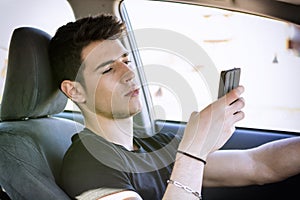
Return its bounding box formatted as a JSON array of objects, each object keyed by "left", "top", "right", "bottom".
[{"left": 118, "top": 0, "right": 300, "bottom": 134}]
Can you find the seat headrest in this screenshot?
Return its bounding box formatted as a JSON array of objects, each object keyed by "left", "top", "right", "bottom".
[{"left": 0, "top": 27, "right": 67, "bottom": 121}]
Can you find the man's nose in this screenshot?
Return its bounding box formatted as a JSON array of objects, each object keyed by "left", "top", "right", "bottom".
[{"left": 119, "top": 62, "right": 136, "bottom": 83}]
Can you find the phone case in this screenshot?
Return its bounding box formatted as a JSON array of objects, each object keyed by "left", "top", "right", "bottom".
[{"left": 218, "top": 68, "right": 241, "bottom": 98}]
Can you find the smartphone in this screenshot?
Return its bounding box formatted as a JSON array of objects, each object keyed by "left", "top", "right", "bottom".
[{"left": 218, "top": 68, "right": 241, "bottom": 98}]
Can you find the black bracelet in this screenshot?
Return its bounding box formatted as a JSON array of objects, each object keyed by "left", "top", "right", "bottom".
[{"left": 177, "top": 150, "right": 207, "bottom": 165}]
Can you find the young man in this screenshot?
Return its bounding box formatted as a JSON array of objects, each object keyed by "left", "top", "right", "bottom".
[{"left": 49, "top": 14, "right": 300, "bottom": 200}]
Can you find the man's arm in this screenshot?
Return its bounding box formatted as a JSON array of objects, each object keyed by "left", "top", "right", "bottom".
[
  {"left": 163, "top": 86, "right": 245, "bottom": 199},
  {"left": 76, "top": 188, "right": 143, "bottom": 200},
  {"left": 203, "top": 136, "right": 300, "bottom": 187},
  {"left": 97, "top": 190, "right": 143, "bottom": 200}
]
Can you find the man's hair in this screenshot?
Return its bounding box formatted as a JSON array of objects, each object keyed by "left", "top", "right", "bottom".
[{"left": 49, "top": 14, "right": 126, "bottom": 88}]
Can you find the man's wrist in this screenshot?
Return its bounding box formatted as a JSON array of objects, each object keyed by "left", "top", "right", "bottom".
[{"left": 177, "top": 150, "right": 207, "bottom": 165}]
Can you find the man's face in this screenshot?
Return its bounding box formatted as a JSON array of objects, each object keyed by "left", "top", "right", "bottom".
[{"left": 80, "top": 39, "right": 142, "bottom": 119}]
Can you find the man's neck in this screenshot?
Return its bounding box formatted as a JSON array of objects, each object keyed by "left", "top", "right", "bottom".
[{"left": 84, "top": 113, "right": 135, "bottom": 151}]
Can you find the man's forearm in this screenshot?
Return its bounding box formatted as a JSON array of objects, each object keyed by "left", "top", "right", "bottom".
[
  {"left": 203, "top": 137, "right": 300, "bottom": 187},
  {"left": 253, "top": 137, "right": 300, "bottom": 184},
  {"left": 163, "top": 153, "right": 205, "bottom": 200}
]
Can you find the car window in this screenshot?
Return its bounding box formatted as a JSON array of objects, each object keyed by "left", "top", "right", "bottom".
[
  {"left": 0, "top": 0, "right": 75, "bottom": 106},
  {"left": 121, "top": 0, "right": 300, "bottom": 133}
]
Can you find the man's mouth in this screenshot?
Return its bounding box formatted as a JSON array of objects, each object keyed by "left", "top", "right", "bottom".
[{"left": 125, "top": 88, "right": 140, "bottom": 97}]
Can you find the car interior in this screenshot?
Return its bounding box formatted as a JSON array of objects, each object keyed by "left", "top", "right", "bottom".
[{"left": 0, "top": 0, "right": 299, "bottom": 200}]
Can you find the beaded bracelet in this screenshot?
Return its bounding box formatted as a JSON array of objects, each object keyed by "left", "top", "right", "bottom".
[
  {"left": 177, "top": 150, "right": 207, "bottom": 165},
  {"left": 167, "top": 179, "right": 202, "bottom": 199}
]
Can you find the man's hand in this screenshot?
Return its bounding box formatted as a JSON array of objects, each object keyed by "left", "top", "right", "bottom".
[{"left": 178, "top": 86, "right": 245, "bottom": 160}]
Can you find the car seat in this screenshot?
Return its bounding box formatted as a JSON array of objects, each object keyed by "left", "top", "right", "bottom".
[{"left": 0, "top": 27, "right": 83, "bottom": 200}]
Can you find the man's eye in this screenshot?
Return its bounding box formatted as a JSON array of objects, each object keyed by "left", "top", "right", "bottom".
[
  {"left": 102, "top": 67, "right": 113, "bottom": 74},
  {"left": 124, "top": 60, "right": 132, "bottom": 65}
]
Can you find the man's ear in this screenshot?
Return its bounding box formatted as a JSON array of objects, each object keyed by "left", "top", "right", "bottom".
[{"left": 61, "top": 80, "right": 86, "bottom": 104}]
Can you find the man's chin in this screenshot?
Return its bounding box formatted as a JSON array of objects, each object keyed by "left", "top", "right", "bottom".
[{"left": 112, "top": 109, "right": 142, "bottom": 119}]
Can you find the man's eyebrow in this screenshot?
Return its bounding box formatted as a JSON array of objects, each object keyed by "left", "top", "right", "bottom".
[{"left": 94, "top": 52, "right": 129, "bottom": 71}]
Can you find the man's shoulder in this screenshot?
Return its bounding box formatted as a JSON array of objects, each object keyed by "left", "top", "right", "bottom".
[{"left": 66, "top": 128, "right": 124, "bottom": 159}]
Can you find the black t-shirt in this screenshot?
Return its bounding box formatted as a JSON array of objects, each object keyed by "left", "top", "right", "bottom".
[{"left": 59, "top": 128, "right": 181, "bottom": 200}]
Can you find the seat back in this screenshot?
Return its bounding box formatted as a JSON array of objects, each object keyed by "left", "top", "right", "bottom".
[{"left": 0, "top": 27, "right": 83, "bottom": 200}]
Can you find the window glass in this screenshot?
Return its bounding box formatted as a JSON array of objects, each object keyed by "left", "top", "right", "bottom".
[
  {"left": 122, "top": 0, "right": 300, "bottom": 132},
  {"left": 0, "top": 0, "right": 75, "bottom": 104}
]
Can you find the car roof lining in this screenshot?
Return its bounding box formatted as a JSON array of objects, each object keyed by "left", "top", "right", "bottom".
[{"left": 67, "top": 0, "right": 300, "bottom": 25}]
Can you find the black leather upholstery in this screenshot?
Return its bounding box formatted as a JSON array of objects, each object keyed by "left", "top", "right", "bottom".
[
  {"left": 0, "top": 27, "right": 83, "bottom": 200},
  {"left": 1, "top": 27, "right": 66, "bottom": 120}
]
